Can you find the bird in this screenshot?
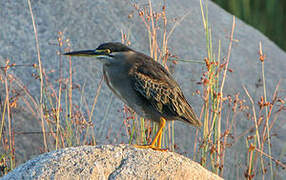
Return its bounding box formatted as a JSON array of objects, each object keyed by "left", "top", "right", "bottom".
[{"left": 64, "top": 42, "right": 202, "bottom": 150}]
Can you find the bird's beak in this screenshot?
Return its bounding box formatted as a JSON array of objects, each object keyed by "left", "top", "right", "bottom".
[{"left": 63, "top": 49, "right": 107, "bottom": 57}]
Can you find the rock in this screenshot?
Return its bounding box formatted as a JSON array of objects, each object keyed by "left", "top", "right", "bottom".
[{"left": 2, "top": 144, "right": 222, "bottom": 180}]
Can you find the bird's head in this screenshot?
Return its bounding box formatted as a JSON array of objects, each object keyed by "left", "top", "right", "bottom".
[{"left": 64, "top": 42, "right": 133, "bottom": 64}]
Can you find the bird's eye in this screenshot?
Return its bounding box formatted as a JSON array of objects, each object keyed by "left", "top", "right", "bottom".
[{"left": 105, "top": 49, "right": 111, "bottom": 54}]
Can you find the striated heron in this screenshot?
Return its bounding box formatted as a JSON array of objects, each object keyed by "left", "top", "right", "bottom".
[{"left": 64, "top": 42, "right": 202, "bottom": 150}]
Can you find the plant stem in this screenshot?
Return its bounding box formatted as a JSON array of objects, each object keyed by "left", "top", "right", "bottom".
[{"left": 27, "top": 0, "right": 47, "bottom": 152}]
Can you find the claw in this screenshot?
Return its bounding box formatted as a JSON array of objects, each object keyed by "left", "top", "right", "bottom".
[{"left": 133, "top": 144, "right": 168, "bottom": 151}]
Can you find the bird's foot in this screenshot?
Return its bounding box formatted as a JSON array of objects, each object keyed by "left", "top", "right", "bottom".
[{"left": 133, "top": 144, "right": 168, "bottom": 151}]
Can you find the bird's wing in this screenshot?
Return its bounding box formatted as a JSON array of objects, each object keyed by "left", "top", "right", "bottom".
[{"left": 130, "top": 60, "right": 201, "bottom": 127}]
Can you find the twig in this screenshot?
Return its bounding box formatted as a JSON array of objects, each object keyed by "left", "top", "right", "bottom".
[{"left": 255, "top": 147, "right": 286, "bottom": 170}]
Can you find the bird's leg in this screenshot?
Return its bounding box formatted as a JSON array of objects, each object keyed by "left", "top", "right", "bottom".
[
  {"left": 156, "top": 118, "right": 165, "bottom": 148},
  {"left": 133, "top": 117, "right": 167, "bottom": 151},
  {"left": 149, "top": 117, "right": 165, "bottom": 148},
  {"left": 157, "top": 126, "right": 163, "bottom": 148}
]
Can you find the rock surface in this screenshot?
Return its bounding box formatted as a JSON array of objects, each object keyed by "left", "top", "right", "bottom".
[{"left": 3, "top": 144, "right": 222, "bottom": 180}]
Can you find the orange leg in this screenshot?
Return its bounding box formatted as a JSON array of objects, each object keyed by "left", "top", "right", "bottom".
[
  {"left": 158, "top": 125, "right": 163, "bottom": 148},
  {"left": 133, "top": 117, "right": 166, "bottom": 151}
]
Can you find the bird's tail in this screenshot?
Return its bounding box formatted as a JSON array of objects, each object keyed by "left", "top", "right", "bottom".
[
  {"left": 182, "top": 104, "right": 202, "bottom": 127},
  {"left": 177, "top": 94, "right": 202, "bottom": 127}
]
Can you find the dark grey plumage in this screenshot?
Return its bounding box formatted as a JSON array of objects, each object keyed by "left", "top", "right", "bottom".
[
  {"left": 64, "top": 42, "right": 202, "bottom": 150},
  {"left": 128, "top": 51, "right": 201, "bottom": 127}
]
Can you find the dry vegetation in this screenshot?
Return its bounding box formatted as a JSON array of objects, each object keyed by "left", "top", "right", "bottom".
[{"left": 0, "top": 0, "right": 285, "bottom": 179}]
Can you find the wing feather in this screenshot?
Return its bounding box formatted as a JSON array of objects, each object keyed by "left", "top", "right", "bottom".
[{"left": 129, "top": 61, "right": 201, "bottom": 127}]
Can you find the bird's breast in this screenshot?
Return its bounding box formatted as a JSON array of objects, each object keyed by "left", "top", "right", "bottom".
[
  {"left": 102, "top": 65, "right": 155, "bottom": 119},
  {"left": 103, "top": 67, "right": 128, "bottom": 105}
]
